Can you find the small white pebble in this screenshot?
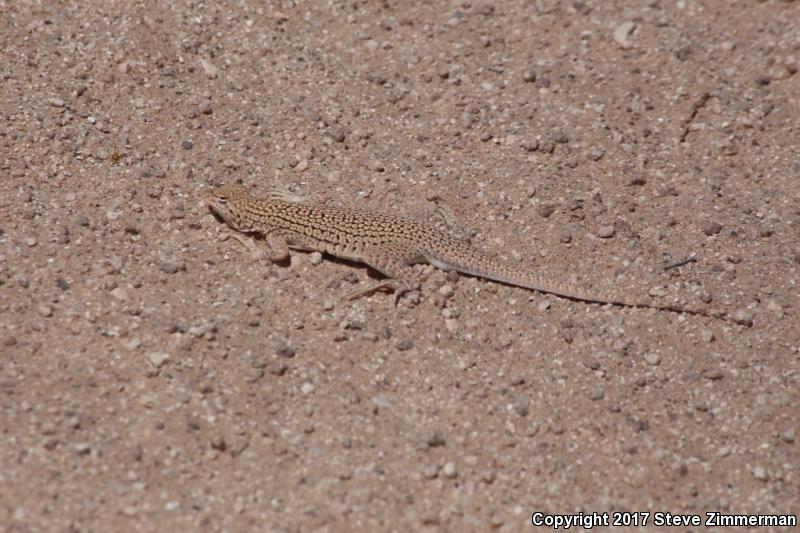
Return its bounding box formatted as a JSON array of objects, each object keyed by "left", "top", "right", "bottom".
[
  {"left": 442, "top": 461, "right": 458, "bottom": 478},
  {"left": 644, "top": 352, "right": 661, "bottom": 366},
  {"left": 146, "top": 351, "right": 170, "bottom": 368}
]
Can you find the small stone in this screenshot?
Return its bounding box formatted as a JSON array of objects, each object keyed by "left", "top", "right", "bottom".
[
  {"left": 536, "top": 204, "right": 556, "bottom": 218},
  {"left": 520, "top": 139, "right": 539, "bottom": 152},
  {"left": 327, "top": 126, "right": 345, "bottom": 143},
  {"left": 199, "top": 58, "right": 219, "bottom": 79},
  {"left": 613, "top": 21, "right": 636, "bottom": 49},
  {"left": 702, "top": 221, "right": 722, "bottom": 236},
  {"left": 48, "top": 97, "right": 66, "bottom": 108},
  {"left": 781, "top": 428, "right": 795, "bottom": 443},
  {"left": 294, "top": 159, "right": 308, "bottom": 172},
  {"left": 309, "top": 252, "right": 323, "bottom": 265},
  {"left": 479, "top": 131, "right": 493, "bottom": 142},
  {"left": 159, "top": 262, "right": 181, "bottom": 274},
  {"left": 147, "top": 352, "right": 170, "bottom": 368},
  {"left": 596, "top": 225, "right": 615, "bottom": 238},
  {"left": 423, "top": 464, "right": 439, "bottom": 479},
  {"left": 442, "top": 462, "right": 458, "bottom": 478},
  {"left": 732, "top": 308, "right": 754, "bottom": 326},
  {"left": 704, "top": 368, "right": 724, "bottom": 381},
  {"left": 675, "top": 46, "right": 694, "bottom": 61},
  {"left": 76, "top": 216, "right": 90, "bottom": 227},
  {"left": 522, "top": 70, "right": 537, "bottom": 83},
  {"left": 300, "top": 382, "right": 315, "bottom": 395},
  {"left": 75, "top": 443, "right": 91, "bottom": 456},
  {"left": 427, "top": 431, "right": 446, "bottom": 447},
  {"left": 395, "top": 339, "right": 413, "bottom": 351},
  {"left": 589, "top": 387, "right": 605, "bottom": 401},
  {"left": 274, "top": 340, "right": 295, "bottom": 358},
  {"left": 210, "top": 435, "right": 226, "bottom": 451},
  {"left": 699, "top": 328, "right": 715, "bottom": 343},
  {"left": 270, "top": 362, "right": 288, "bottom": 376},
  {"left": 586, "top": 147, "right": 605, "bottom": 161},
  {"left": 110, "top": 287, "right": 128, "bottom": 301},
  {"left": 37, "top": 305, "right": 53, "bottom": 317},
  {"left": 56, "top": 278, "right": 69, "bottom": 291},
  {"left": 644, "top": 352, "right": 661, "bottom": 366},
  {"left": 513, "top": 394, "right": 530, "bottom": 416},
  {"left": 765, "top": 299, "right": 784, "bottom": 319},
  {"left": 181, "top": 139, "right": 193, "bottom": 150},
  {"left": 648, "top": 286, "right": 669, "bottom": 297},
  {"left": 752, "top": 466, "right": 768, "bottom": 481},
  {"left": 438, "top": 284, "right": 454, "bottom": 298}
]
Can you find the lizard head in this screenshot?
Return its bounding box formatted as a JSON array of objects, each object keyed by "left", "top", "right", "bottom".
[{"left": 206, "top": 183, "right": 250, "bottom": 230}]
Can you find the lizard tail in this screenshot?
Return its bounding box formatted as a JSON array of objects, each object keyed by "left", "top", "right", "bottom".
[{"left": 425, "top": 248, "right": 727, "bottom": 320}]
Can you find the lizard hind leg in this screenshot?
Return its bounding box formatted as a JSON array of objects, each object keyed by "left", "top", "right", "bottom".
[
  {"left": 427, "top": 195, "right": 473, "bottom": 243},
  {"left": 345, "top": 253, "right": 421, "bottom": 305}
]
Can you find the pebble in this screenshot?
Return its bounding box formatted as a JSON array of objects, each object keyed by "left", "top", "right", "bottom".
[
  {"left": 199, "top": 58, "right": 219, "bottom": 79},
  {"left": 702, "top": 221, "right": 722, "bottom": 236},
  {"left": 648, "top": 286, "right": 669, "bottom": 297},
  {"left": 586, "top": 147, "right": 605, "bottom": 161},
  {"left": 75, "top": 443, "right": 91, "bottom": 456},
  {"left": 765, "top": 299, "right": 784, "bottom": 319},
  {"left": 110, "top": 287, "right": 128, "bottom": 301},
  {"left": 480, "top": 131, "right": 493, "bottom": 142},
  {"left": 427, "top": 431, "right": 446, "bottom": 447},
  {"left": 536, "top": 204, "right": 556, "bottom": 218},
  {"left": 752, "top": 466, "right": 768, "bottom": 481},
  {"left": 732, "top": 308, "right": 754, "bottom": 326},
  {"left": 589, "top": 387, "right": 605, "bottom": 401},
  {"left": 423, "top": 464, "right": 439, "bottom": 479},
  {"left": 309, "top": 252, "right": 323, "bottom": 265},
  {"left": 704, "top": 368, "right": 724, "bottom": 381},
  {"left": 300, "top": 382, "right": 315, "bottom": 395},
  {"left": 513, "top": 394, "right": 530, "bottom": 416},
  {"left": 395, "top": 339, "right": 413, "bottom": 351},
  {"left": 522, "top": 70, "right": 537, "bottom": 83},
  {"left": 596, "top": 225, "right": 615, "bottom": 238},
  {"left": 48, "top": 97, "right": 66, "bottom": 108},
  {"left": 327, "top": 126, "right": 345, "bottom": 143},
  {"left": 699, "top": 328, "right": 715, "bottom": 343},
  {"left": 147, "top": 351, "right": 170, "bottom": 368},
  {"left": 438, "top": 284, "right": 454, "bottom": 298},
  {"left": 181, "top": 139, "right": 193, "bottom": 150},
  {"left": 37, "top": 304, "right": 53, "bottom": 317},
  {"left": 613, "top": 22, "right": 636, "bottom": 49},
  {"left": 782, "top": 428, "right": 796, "bottom": 443},
  {"left": 442, "top": 462, "right": 458, "bottom": 478},
  {"left": 274, "top": 340, "right": 295, "bottom": 358},
  {"left": 644, "top": 352, "right": 661, "bottom": 366},
  {"left": 159, "top": 262, "right": 181, "bottom": 274}
]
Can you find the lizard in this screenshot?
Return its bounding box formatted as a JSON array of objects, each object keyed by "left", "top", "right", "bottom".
[{"left": 205, "top": 183, "right": 728, "bottom": 320}]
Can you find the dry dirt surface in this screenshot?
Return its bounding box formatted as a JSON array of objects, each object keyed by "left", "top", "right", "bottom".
[{"left": 1, "top": 0, "right": 799, "bottom": 531}]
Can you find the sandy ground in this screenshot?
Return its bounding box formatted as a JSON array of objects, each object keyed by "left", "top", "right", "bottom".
[{"left": 1, "top": 0, "right": 798, "bottom": 531}]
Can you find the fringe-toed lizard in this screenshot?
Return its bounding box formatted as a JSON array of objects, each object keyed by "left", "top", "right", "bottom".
[{"left": 206, "top": 183, "right": 728, "bottom": 320}]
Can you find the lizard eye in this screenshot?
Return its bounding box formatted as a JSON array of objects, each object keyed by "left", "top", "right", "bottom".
[{"left": 216, "top": 196, "right": 227, "bottom": 204}]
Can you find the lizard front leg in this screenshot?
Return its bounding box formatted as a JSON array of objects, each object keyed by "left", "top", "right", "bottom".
[{"left": 229, "top": 232, "right": 290, "bottom": 263}]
